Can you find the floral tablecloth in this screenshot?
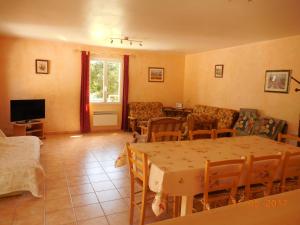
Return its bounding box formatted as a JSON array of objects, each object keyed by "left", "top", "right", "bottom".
[{"left": 115, "top": 136, "right": 299, "bottom": 216}]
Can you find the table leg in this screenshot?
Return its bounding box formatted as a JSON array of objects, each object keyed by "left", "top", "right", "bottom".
[{"left": 180, "top": 196, "right": 193, "bottom": 216}]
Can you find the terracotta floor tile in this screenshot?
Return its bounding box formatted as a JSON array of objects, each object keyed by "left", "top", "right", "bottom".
[
  {"left": 77, "top": 217, "right": 108, "bottom": 225},
  {"left": 96, "top": 189, "right": 122, "bottom": 202},
  {"left": 106, "top": 212, "right": 132, "bottom": 225},
  {"left": 46, "top": 178, "right": 68, "bottom": 190},
  {"left": 100, "top": 199, "right": 128, "bottom": 215},
  {"left": 85, "top": 168, "right": 105, "bottom": 175},
  {"left": 13, "top": 214, "right": 44, "bottom": 225},
  {"left": 15, "top": 200, "right": 45, "bottom": 219},
  {"left": 91, "top": 181, "right": 115, "bottom": 192},
  {"left": 117, "top": 186, "right": 131, "bottom": 198},
  {"left": 45, "top": 197, "right": 72, "bottom": 212},
  {"left": 71, "top": 193, "right": 98, "bottom": 207},
  {"left": 74, "top": 203, "right": 104, "bottom": 221},
  {"left": 46, "top": 187, "right": 69, "bottom": 200},
  {"left": 111, "top": 178, "right": 130, "bottom": 188},
  {"left": 46, "top": 208, "right": 75, "bottom": 225},
  {"left": 69, "top": 184, "right": 94, "bottom": 196},
  {"left": 106, "top": 171, "right": 128, "bottom": 180},
  {"left": 68, "top": 176, "right": 90, "bottom": 186},
  {"left": 88, "top": 174, "right": 109, "bottom": 182},
  {"left": 84, "top": 162, "right": 101, "bottom": 169}
]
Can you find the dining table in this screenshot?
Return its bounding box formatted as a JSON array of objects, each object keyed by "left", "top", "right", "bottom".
[
  {"left": 148, "top": 189, "right": 300, "bottom": 225},
  {"left": 115, "top": 135, "right": 299, "bottom": 216}
]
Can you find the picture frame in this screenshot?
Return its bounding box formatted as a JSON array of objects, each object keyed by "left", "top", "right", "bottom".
[
  {"left": 35, "top": 59, "right": 49, "bottom": 74},
  {"left": 148, "top": 67, "right": 164, "bottom": 82},
  {"left": 264, "top": 70, "right": 290, "bottom": 93},
  {"left": 215, "top": 64, "right": 224, "bottom": 78}
]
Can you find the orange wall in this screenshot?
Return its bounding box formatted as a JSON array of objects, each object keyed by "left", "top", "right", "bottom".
[
  {"left": 0, "top": 36, "right": 185, "bottom": 134},
  {"left": 184, "top": 35, "right": 300, "bottom": 134}
]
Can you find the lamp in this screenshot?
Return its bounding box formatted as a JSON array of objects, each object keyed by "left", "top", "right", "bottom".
[{"left": 110, "top": 36, "right": 143, "bottom": 47}]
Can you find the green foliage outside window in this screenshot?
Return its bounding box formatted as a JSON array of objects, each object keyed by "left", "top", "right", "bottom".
[{"left": 90, "top": 60, "right": 120, "bottom": 103}]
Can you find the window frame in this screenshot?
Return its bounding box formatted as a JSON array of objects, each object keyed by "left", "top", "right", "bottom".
[{"left": 89, "top": 57, "right": 123, "bottom": 104}]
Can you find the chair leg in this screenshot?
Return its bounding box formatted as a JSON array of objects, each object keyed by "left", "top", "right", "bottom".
[
  {"left": 139, "top": 185, "right": 147, "bottom": 225},
  {"left": 129, "top": 179, "right": 135, "bottom": 225}
]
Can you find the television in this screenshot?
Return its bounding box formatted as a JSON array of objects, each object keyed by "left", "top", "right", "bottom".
[{"left": 10, "top": 99, "right": 45, "bottom": 122}]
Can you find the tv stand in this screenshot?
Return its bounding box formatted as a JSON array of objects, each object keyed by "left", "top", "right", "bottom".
[{"left": 13, "top": 121, "right": 45, "bottom": 139}]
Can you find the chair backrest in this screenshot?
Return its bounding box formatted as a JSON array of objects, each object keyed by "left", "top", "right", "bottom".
[
  {"left": 278, "top": 133, "right": 300, "bottom": 143},
  {"left": 281, "top": 151, "right": 300, "bottom": 192},
  {"left": 147, "top": 117, "right": 184, "bottom": 142},
  {"left": 152, "top": 131, "right": 181, "bottom": 142},
  {"left": 215, "top": 128, "right": 237, "bottom": 138},
  {"left": 245, "top": 154, "right": 282, "bottom": 199},
  {"left": 203, "top": 158, "right": 246, "bottom": 208},
  {"left": 189, "top": 129, "right": 214, "bottom": 140},
  {"left": 126, "top": 143, "right": 148, "bottom": 187}
]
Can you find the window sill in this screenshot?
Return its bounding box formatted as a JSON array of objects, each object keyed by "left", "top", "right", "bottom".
[{"left": 90, "top": 102, "right": 121, "bottom": 105}]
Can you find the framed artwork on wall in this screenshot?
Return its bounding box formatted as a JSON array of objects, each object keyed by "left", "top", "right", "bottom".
[
  {"left": 215, "top": 64, "right": 224, "bottom": 78},
  {"left": 148, "top": 67, "right": 164, "bottom": 82},
  {"left": 264, "top": 70, "right": 290, "bottom": 93},
  {"left": 36, "top": 59, "right": 49, "bottom": 74}
]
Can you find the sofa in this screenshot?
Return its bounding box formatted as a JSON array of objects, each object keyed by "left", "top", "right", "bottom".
[
  {"left": 0, "top": 131, "right": 44, "bottom": 197},
  {"left": 128, "top": 102, "right": 164, "bottom": 132},
  {"left": 187, "top": 105, "right": 239, "bottom": 131}
]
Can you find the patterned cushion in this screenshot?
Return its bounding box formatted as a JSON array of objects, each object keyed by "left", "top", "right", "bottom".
[
  {"left": 129, "top": 102, "right": 164, "bottom": 121},
  {"left": 187, "top": 114, "right": 217, "bottom": 130},
  {"left": 234, "top": 108, "right": 259, "bottom": 136},
  {"left": 216, "top": 108, "right": 238, "bottom": 129},
  {"left": 252, "top": 117, "right": 287, "bottom": 140},
  {"left": 192, "top": 105, "right": 238, "bottom": 129}
]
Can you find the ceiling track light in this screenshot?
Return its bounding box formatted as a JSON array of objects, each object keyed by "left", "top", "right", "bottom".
[{"left": 110, "top": 37, "right": 143, "bottom": 47}]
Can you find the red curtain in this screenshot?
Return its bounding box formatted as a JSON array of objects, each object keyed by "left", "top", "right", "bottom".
[
  {"left": 121, "top": 55, "right": 130, "bottom": 131},
  {"left": 80, "top": 51, "right": 91, "bottom": 133}
]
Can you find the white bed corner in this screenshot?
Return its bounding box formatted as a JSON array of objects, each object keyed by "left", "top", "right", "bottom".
[{"left": 0, "top": 135, "right": 44, "bottom": 198}]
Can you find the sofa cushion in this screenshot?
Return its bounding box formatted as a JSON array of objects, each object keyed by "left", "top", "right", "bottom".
[
  {"left": 129, "top": 102, "right": 164, "bottom": 121},
  {"left": 216, "top": 108, "right": 239, "bottom": 129},
  {"left": 192, "top": 105, "right": 238, "bottom": 129},
  {"left": 234, "top": 108, "right": 259, "bottom": 136},
  {"left": 252, "top": 117, "right": 287, "bottom": 140},
  {"left": 187, "top": 114, "right": 218, "bottom": 130}
]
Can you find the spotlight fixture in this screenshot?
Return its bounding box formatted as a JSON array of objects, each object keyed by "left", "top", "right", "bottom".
[{"left": 110, "top": 36, "right": 143, "bottom": 47}]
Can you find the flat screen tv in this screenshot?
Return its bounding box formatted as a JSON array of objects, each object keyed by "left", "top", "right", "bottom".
[{"left": 10, "top": 99, "right": 45, "bottom": 122}]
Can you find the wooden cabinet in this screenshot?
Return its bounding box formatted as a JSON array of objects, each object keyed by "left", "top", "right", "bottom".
[{"left": 13, "top": 121, "right": 45, "bottom": 139}]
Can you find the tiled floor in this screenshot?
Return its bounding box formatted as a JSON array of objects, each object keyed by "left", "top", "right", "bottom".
[{"left": 0, "top": 132, "right": 172, "bottom": 225}]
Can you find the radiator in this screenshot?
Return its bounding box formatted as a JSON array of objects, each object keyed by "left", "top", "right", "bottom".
[{"left": 92, "top": 111, "right": 118, "bottom": 126}]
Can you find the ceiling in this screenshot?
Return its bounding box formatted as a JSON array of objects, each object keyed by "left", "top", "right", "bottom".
[{"left": 0, "top": 0, "right": 299, "bottom": 53}]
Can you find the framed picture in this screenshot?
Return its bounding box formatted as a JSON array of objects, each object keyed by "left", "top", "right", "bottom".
[
  {"left": 36, "top": 59, "right": 49, "bottom": 74},
  {"left": 264, "top": 70, "right": 290, "bottom": 93},
  {"left": 215, "top": 64, "right": 224, "bottom": 78},
  {"left": 148, "top": 67, "right": 164, "bottom": 82}
]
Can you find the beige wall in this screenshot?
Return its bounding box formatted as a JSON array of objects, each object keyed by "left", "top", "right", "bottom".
[
  {"left": 184, "top": 35, "right": 300, "bottom": 134},
  {"left": 0, "top": 36, "right": 185, "bottom": 134}
]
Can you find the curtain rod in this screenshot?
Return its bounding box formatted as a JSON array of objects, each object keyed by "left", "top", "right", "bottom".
[{"left": 74, "top": 49, "right": 136, "bottom": 57}]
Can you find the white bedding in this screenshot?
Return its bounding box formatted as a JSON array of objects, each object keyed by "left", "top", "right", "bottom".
[{"left": 0, "top": 136, "right": 44, "bottom": 197}]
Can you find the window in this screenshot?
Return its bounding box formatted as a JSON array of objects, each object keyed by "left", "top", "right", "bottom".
[{"left": 90, "top": 59, "right": 121, "bottom": 103}]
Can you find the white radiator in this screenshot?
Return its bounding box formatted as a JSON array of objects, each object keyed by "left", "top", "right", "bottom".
[{"left": 92, "top": 111, "right": 118, "bottom": 126}]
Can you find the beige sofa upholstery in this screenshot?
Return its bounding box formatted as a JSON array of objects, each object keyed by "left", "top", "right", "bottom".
[
  {"left": 128, "top": 102, "right": 164, "bottom": 132},
  {"left": 187, "top": 105, "right": 239, "bottom": 131}
]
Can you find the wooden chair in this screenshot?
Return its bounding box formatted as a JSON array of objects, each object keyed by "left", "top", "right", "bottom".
[
  {"left": 215, "top": 128, "right": 237, "bottom": 138},
  {"left": 152, "top": 131, "right": 181, "bottom": 142},
  {"left": 189, "top": 129, "right": 215, "bottom": 140},
  {"left": 280, "top": 151, "right": 300, "bottom": 192},
  {"left": 278, "top": 133, "right": 300, "bottom": 143},
  {"left": 195, "top": 158, "right": 246, "bottom": 211},
  {"left": 244, "top": 154, "right": 282, "bottom": 200},
  {"left": 126, "top": 143, "right": 150, "bottom": 225},
  {"left": 133, "top": 117, "right": 184, "bottom": 143}
]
